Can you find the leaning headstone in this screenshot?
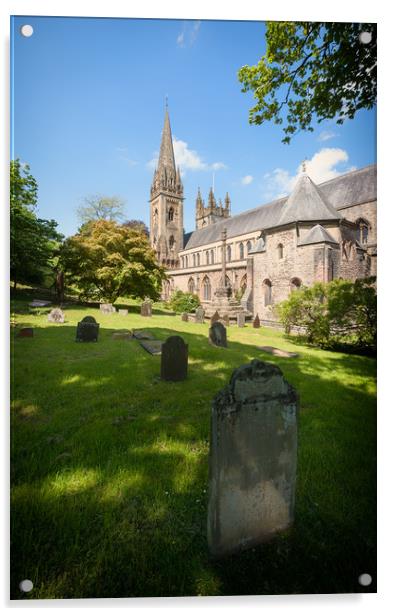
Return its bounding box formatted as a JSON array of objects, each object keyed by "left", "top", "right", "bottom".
[
  {"left": 237, "top": 313, "right": 245, "bottom": 328},
  {"left": 181, "top": 312, "right": 189, "bottom": 322},
  {"left": 195, "top": 306, "right": 205, "bottom": 323},
  {"left": 48, "top": 308, "right": 65, "bottom": 323},
  {"left": 207, "top": 359, "right": 298, "bottom": 559},
  {"left": 209, "top": 321, "right": 227, "bottom": 348},
  {"left": 141, "top": 300, "right": 152, "bottom": 317},
  {"left": 17, "top": 327, "right": 33, "bottom": 338},
  {"left": 160, "top": 335, "right": 188, "bottom": 381},
  {"left": 118, "top": 309, "right": 128, "bottom": 316},
  {"left": 253, "top": 313, "right": 261, "bottom": 328},
  {"left": 100, "top": 303, "right": 114, "bottom": 314},
  {"left": 210, "top": 310, "right": 220, "bottom": 325},
  {"left": 76, "top": 316, "right": 99, "bottom": 342}
]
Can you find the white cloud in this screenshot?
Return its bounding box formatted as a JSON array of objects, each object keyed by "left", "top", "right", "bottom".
[
  {"left": 116, "top": 147, "right": 137, "bottom": 168},
  {"left": 318, "top": 130, "right": 338, "bottom": 142},
  {"left": 148, "top": 137, "right": 226, "bottom": 174},
  {"left": 176, "top": 20, "right": 201, "bottom": 48},
  {"left": 241, "top": 175, "right": 253, "bottom": 185},
  {"left": 263, "top": 148, "right": 357, "bottom": 200}
]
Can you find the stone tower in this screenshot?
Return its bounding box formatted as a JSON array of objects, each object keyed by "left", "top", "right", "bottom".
[
  {"left": 195, "top": 188, "right": 231, "bottom": 229},
  {"left": 150, "top": 109, "right": 184, "bottom": 268}
]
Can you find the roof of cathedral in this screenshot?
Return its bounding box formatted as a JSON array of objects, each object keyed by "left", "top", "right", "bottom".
[
  {"left": 158, "top": 109, "right": 176, "bottom": 172},
  {"left": 277, "top": 174, "right": 342, "bottom": 226},
  {"left": 183, "top": 164, "right": 376, "bottom": 250},
  {"left": 298, "top": 224, "right": 339, "bottom": 246}
]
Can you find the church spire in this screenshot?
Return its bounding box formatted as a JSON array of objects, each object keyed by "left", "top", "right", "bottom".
[{"left": 157, "top": 109, "right": 176, "bottom": 173}]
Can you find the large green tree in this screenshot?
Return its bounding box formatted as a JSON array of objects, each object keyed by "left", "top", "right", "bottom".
[
  {"left": 77, "top": 195, "right": 125, "bottom": 224},
  {"left": 238, "top": 22, "right": 377, "bottom": 143},
  {"left": 10, "top": 159, "right": 62, "bottom": 289},
  {"left": 60, "top": 220, "right": 166, "bottom": 303}
]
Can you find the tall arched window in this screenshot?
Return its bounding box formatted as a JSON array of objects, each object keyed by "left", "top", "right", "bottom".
[
  {"left": 188, "top": 277, "right": 195, "bottom": 294},
  {"left": 356, "top": 218, "right": 370, "bottom": 245},
  {"left": 203, "top": 276, "right": 211, "bottom": 300},
  {"left": 227, "top": 245, "right": 231, "bottom": 262},
  {"left": 210, "top": 249, "right": 214, "bottom": 264},
  {"left": 239, "top": 243, "right": 244, "bottom": 259},
  {"left": 277, "top": 243, "right": 284, "bottom": 259},
  {"left": 206, "top": 250, "right": 210, "bottom": 265},
  {"left": 168, "top": 207, "right": 174, "bottom": 221},
  {"left": 197, "top": 253, "right": 200, "bottom": 266},
  {"left": 290, "top": 277, "right": 301, "bottom": 291},
  {"left": 192, "top": 254, "right": 196, "bottom": 267},
  {"left": 185, "top": 255, "right": 188, "bottom": 268},
  {"left": 246, "top": 240, "right": 252, "bottom": 254},
  {"left": 169, "top": 235, "right": 175, "bottom": 250},
  {"left": 263, "top": 279, "right": 272, "bottom": 306}
]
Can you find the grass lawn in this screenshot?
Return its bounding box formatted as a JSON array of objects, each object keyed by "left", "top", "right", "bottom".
[{"left": 10, "top": 292, "right": 377, "bottom": 598}]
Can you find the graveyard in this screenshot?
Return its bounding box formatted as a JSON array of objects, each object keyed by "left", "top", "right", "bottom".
[{"left": 11, "top": 292, "right": 376, "bottom": 598}]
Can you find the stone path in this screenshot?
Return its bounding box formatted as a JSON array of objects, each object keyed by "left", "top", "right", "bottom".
[{"left": 258, "top": 346, "right": 299, "bottom": 358}]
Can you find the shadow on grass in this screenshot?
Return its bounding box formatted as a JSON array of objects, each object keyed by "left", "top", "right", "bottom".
[{"left": 11, "top": 323, "right": 377, "bottom": 598}]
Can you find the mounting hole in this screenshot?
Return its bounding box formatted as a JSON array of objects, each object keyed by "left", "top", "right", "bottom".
[
  {"left": 359, "top": 31, "right": 372, "bottom": 45},
  {"left": 358, "top": 573, "right": 372, "bottom": 586},
  {"left": 20, "top": 24, "right": 34, "bottom": 37},
  {"left": 19, "top": 579, "right": 33, "bottom": 592}
]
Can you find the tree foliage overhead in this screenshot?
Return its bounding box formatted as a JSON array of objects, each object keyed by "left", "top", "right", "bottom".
[
  {"left": 77, "top": 195, "right": 125, "bottom": 224},
  {"left": 122, "top": 219, "right": 149, "bottom": 238},
  {"left": 60, "top": 220, "right": 166, "bottom": 303},
  {"left": 238, "top": 22, "right": 377, "bottom": 143},
  {"left": 10, "top": 159, "right": 62, "bottom": 288}
]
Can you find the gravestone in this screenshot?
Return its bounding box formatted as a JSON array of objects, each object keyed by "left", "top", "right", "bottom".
[
  {"left": 112, "top": 329, "right": 133, "bottom": 340},
  {"left": 48, "top": 308, "right": 65, "bottom": 323},
  {"left": 181, "top": 312, "right": 189, "bottom": 322},
  {"left": 210, "top": 310, "right": 220, "bottom": 325},
  {"left": 209, "top": 321, "right": 227, "bottom": 348},
  {"left": 160, "top": 335, "right": 188, "bottom": 381},
  {"left": 118, "top": 308, "right": 128, "bottom": 316},
  {"left": 76, "top": 316, "right": 99, "bottom": 342},
  {"left": 100, "top": 303, "right": 115, "bottom": 314},
  {"left": 253, "top": 313, "right": 261, "bottom": 328},
  {"left": 141, "top": 300, "right": 152, "bottom": 317},
  {"left": 195, "top": 306, "right": 205, "bottom": 323},
  {"left": 133, "top": 330, "right": 155, "bottom": 340},
  {"left": 207, "top": 359, "right": 298, "bottom": 559},
  {"left": 237, "top": 313, "right": 245, "bottom": 328},
  {"left": 17, "top": 327, "right": 33, "bottom": 338},
  {"left": 139, "top": 340, "right": 163, "bottom": 355}
]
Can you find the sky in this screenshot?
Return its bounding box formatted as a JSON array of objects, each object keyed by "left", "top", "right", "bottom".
[{"left": 11, "top": 16, "right": 376, "bottom": 238}]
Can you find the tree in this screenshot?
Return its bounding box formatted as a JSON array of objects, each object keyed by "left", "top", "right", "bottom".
[
  {"left": 60, "top": 220, "right": 166, "bottom": 303},
  {"left": 77, "top": 195, "right": 125, "bottom": 224},
  {"left": 167, "top": 290, "right": 200, "bottom": 314},
  {"left": 238, "top": 22, "right": 377, "bottom": 143},
  {"left": 123, "top": 219, "right": 149, "bottom": 237},
  {"left": 10, "top": 160, "right": 62, "bottom": 289}
]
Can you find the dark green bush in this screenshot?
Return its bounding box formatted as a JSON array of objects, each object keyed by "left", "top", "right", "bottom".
[{"left": 167, "top": 290, "right": 200, "bottom": 314}]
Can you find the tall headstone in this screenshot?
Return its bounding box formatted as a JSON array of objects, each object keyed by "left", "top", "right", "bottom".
[
  {"left": 76, "top": 316, "right": 99, "bottom": 342},
  {"left": 209, "top": 322, "right": 227, "bottom": 348},
  {"left": 253, "top": 313, "right": 261, "bottom": 328},
  {"left": 48, "top": 308, "right": 65, "bottom": 323},
  {"left": 210, "top": 311, "right": 220, "bottom": 325},
  {"left": 181, "top": 312, "right": 189, "bottom": 322},
  {"left": 195, "top": 306, "right": 205, "bottom": 323},
  {"left": 237, "top": 313, "right": 245, "bottom": 328},
  {"left": 160, "top": 335, "right": 188, "bottom": 381},
  {"left": 207, "top": 359, "right": 298, "bottom": 559},
  {"left": 141, "top": 300, "right": 152, "bottom": 317}
]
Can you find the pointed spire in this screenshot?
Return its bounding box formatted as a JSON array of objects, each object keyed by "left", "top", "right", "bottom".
[
  {"left": 208, "top": 187, "right": 216, "bottom": 211},
  {"left": 158, "top": 109, "right": 176, "bottom": 173},
  {"left": 225, "top": 192, "right": 231, "bottom": 210}
]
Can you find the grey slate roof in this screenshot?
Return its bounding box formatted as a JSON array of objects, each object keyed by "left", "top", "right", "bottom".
[
  {"left": 183, "top": 164, "right": 376, "bottom": 250},
  {"left": 277, "top": 174, "right": 342, "bottom": 226},
  {"left": 298, "top": 224, "right": 339, "bottom": 246}
]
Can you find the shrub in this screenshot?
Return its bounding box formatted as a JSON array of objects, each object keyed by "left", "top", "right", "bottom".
[{"left": 167, "top": 290, "right": 200, "bottom": 313}]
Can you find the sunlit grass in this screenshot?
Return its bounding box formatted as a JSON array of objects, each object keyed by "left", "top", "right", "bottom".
[{"left": 10, "top": 291, "right": 376, "bottom": 598}]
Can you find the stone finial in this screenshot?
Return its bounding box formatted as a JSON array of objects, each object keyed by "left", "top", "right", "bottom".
[
  {"left": 301, "top": 159, "right": 307, "bottom": 174},
  {"left": 225, "top": 192, "right": 231, "bottom": 210}
]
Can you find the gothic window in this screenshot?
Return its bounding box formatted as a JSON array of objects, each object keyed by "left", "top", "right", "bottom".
[
  {"left": 227, "top": 245, "right": 231, "bottom": 262},
  {"left": 192, "top": 254, "right": 196, "bottom": 267},
  {"left": 210, "top": 249, "right": 214, "bottom": 264},
  {"left": 188, "top": 277, "right": 195, "bottom": 294},
  {"left": 277, "top": 243, "right": 284, "bottom": 259},
  {"left": 153, "top": 208, "right": 158, "bottom": 221},
  {"left": 185, "top": 255, "right": 188, "bottom": 268},
  {"left": 290, "top": 277, "right": 301, "bottom": 291},
  {"left": 239, "top": 242, "right": 244, "bottom": 260},
  {"left": 206, "top": 250, "right": 210, "bottom": 265},
  {"left": 169, "top": 235, "right": 175, "bottom": 250},
  {"left": 263, "top": 279, "right": 272, "bottom": 306},
  {"left": 203, "top": 276, "right": 211, "bottom": 300},
  {"left": 246, "top": 240, "right": 252, "bottom": 254},
  {"left": 197, "top": 253, "right": 200, "bottom": 266},
  {"left": 356, "top": 218, "right": 370, "bottom": 245},
  {"left": 168, "top": 207, "right": 174, "bottom": 222}
]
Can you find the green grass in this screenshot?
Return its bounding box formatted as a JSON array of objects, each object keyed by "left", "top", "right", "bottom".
[{"left": 10, "top": 292, "right": 377, "bottom": 598}]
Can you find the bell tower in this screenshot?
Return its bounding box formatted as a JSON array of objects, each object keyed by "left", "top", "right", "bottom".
[{"left": 149, "top": 107, "right": 184, "bottom": 268}]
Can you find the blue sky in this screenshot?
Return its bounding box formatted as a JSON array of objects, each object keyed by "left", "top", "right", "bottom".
[{"left": 11, "top": 16, "right": 376, "bottom": 237}]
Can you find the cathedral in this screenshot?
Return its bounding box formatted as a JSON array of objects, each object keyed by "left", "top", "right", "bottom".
[{"left": 149, "top": 110, "right": 377, "bottom": 322}]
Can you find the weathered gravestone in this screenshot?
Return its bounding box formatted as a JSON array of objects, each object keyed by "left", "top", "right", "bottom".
[
  {"left": 181, "top": 312, "right": 189, "bottom": 322},
  {"left": 237, "top": 312, "right": 245, "bottom": 328},
  {"left": 195, "top": 306, "right": 205, "bottom": 323},
  {"left": 160, "top": 335, "right": 188, "bottom": 381},
  {"left": 76, "top": 316, "right": 99, "bottom": 342},
  {"left": 133, "top": 330, "right": 155, "bottom": 340},
  {"left": 209, "top": 321, "right": 227, "bottom": 348},
  {"left": 141, "top": 300, "right": 152, "bottom": 317},
  {"left": 100, "top": 303, "right": 115, "bottom": 314},
  {"left": 253, "top": 313, "right": 261, "bottom": 328},
  {"left": 48, "top": 308, "right": 65, "bottom": 323},
  {"left": 17, "top": 327, "right": 33, "bottom": 338},
  {"left": 207, "top": 359, "right": 298, "bottom": 559},
  {"left": 210, "top": 310, "right": 220, "bottom": 325},
  {"left": 139, "top": 340, "right": 163, "bottom": 355},
  {"left": 118, "top": 309, "right": 129, "bottom": 316}
]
